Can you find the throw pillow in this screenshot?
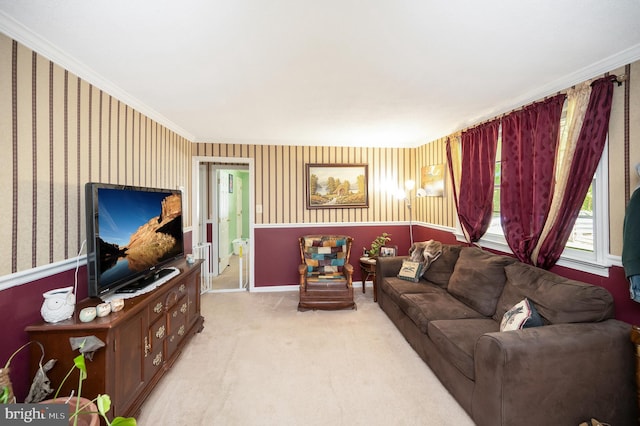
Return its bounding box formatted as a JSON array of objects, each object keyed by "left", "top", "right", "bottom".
[
  {"left": 397, "top": 260, "right": 423, "bottom": 282},
  {"left": 500, "top": 298, "right": 543, "bottom": 331}
]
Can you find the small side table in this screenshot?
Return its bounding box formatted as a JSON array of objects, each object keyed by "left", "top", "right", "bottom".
[{"left": 359, "top": 256, "right": 377, "bottom": 302}]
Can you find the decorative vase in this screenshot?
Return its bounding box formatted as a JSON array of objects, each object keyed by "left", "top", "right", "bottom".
[{"left": 40, "top": 286, "right": 75, "bottom": 323}]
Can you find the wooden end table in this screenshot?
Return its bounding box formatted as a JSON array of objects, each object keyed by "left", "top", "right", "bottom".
[{"left": 359, "top": 256, "right": 377, "bottom": 302}]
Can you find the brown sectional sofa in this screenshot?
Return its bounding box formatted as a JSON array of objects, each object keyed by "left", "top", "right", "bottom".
[{"left": 376, "top": 244, "right": 637, "bottom": 426}]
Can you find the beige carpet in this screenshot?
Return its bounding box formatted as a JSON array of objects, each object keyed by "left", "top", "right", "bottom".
[{"left": 136, "top": 291, "right": 474, "bottom": 426}]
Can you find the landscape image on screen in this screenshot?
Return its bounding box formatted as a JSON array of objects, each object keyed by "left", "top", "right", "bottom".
[{"left": 97, "top": 187, "right": 183, "bottom": 285}]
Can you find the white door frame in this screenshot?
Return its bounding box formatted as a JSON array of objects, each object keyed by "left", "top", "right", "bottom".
[{"left": 192, "top": 156, "right": 255, "bottom": 291}]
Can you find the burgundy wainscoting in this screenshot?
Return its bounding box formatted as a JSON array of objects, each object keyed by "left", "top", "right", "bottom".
[
  {"left": 253, "top": 224, "right": 414, "bottom": 287},
  {"left": 412, "top": 226, "right": 459, "bottom": 246}
]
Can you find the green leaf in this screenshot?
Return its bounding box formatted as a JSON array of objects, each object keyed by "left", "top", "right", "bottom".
[
  {"left": 0, "top": 386, "right": 10, "bottom": 404},
  {"left": 73, "top": 354, "right": 87, "bottom": 381},
  {"left": 96, "top": 394, "right": 111, "bottom": 417},
  {"left": 111, "top": 417, "right": 137, "bottom": 426}
]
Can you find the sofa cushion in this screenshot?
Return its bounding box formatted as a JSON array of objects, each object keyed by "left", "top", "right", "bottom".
[
  {"left": 422, "top": 244, "right": 462, "bottom": 289},
  {"left": 447, "top": 247, "right": 515, "bottom": 317},
  {"left": 401, "top": 292, "right": 487, "bottom": 334},
  {"left": 500, "top": 298, "right": 544, "bottom": 331},
  {"left": 380, "top": 277, "right": 444, "bottom": 313},
  {"left": 493, "top": 262, "right": 615, "bottom": 324},
  {"left": 428, "top": 319, "right": 499, "bottom": 380}
]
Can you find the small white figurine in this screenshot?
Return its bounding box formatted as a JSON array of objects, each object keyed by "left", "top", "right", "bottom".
[{"left": 40, "top": 286, "right": 75, "bottom": 323}]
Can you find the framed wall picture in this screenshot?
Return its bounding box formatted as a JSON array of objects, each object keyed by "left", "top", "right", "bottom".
[
  {"left": 306, "top": 163, "right": 368, "bottom": 209},
  {"left": 420, "top": 163, "right": 445, "bottom": 197},
  {"left": 380, "top": 245, "right": 397, "bottom": 257}
]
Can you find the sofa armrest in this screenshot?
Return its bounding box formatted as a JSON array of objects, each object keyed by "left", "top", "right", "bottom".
[
  {"left": 375, "top": 256, "right": 409, "bottom": 278},
  {"left": 472, "top": 319, "right": 636, "bottom": 426}
]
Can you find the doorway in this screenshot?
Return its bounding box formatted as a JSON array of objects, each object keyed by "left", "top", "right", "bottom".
[{"left": 192, "top": 156, "right": 254, "bottom": 292}]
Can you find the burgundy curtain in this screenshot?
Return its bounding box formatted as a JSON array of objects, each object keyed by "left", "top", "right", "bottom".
[
  {"left": 535, "top": 76, "right": 616, "bottom": 268},
  {"left": 500, "top": 94, "right": 566, "bottom": 263},
  {"left": 457, "top": 121, "right": 500, "bottom": 242}
]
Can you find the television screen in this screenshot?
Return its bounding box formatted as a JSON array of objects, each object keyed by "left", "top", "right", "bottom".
[{"left": 86, "top": 182, "right": 185, "bottom": 297}]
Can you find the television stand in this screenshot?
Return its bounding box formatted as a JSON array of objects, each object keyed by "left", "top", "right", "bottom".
[
  {"left": 116, "top": 267, "right": 180, "bottom": 295},
  {"left": 26, "top": 259, "right": 204, "bottom": 419}
]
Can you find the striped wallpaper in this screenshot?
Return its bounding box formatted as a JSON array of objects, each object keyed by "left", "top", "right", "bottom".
[
  {"left": 2, "top": 28, "right": 639, "bottom": 281},
  {"left": 0, "top": 35, "right": 193, "bottom": 277},
  {"left": 193, "top": 141, "right": 457, "bottom": 229}
]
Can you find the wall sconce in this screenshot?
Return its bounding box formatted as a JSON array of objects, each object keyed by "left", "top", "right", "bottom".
[{"left": 397, "top": 180, "right": 426, "bottom": 246}]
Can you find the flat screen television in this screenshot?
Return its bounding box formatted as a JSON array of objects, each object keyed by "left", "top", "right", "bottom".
[{"left": 85, "top": 182, "right": 185, "bottom": 298}]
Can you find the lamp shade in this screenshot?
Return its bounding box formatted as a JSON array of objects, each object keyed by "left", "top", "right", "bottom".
[{"left": 405, "top": 180, "right": 415, "bottom": 191}]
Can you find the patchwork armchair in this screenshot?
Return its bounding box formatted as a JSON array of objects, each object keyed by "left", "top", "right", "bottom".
[{"left": 298, "top": 235, "right": 356, "bottom": 311}]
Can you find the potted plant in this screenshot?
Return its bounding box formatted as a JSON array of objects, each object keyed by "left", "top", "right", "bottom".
[
  {"left": 2, "top": 340, "right": 135, "bottom": 426},
  {"left": 44, "top": 340, "right": 136, "bottom": 426},
  {"left": 366, "top": 233, "right": 391, "bottom": 257}
]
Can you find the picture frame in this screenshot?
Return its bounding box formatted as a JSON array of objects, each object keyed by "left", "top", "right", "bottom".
[
  {"left": 420, "top": 163, "right": 445, "bottom": 197},
  {"left": 380, "top": 245, "right": 397, "bottom": 257},
  {"left": 305, "top": 163, "right": 368, "bottom": 209}
]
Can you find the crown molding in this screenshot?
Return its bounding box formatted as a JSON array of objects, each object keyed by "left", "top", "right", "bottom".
[
  {"left": 461, "top": 43, "right": 640, "bottom": 130},
  {"left": 0, "top": 11, "right": 195, "bottom": 142}
]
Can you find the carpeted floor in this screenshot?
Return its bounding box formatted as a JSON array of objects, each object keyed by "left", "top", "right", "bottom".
[{"left": 136, "top": 291, "right": 474, "bottom": 425}]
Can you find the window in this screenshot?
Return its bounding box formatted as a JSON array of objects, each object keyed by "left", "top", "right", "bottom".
[{"left": 472, "top": 105, "right": 610, "bottom": 276}]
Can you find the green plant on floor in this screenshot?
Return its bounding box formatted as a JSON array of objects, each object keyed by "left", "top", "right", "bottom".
[{"left": 367, "top": 233, "right": 391, "bottom": 257}]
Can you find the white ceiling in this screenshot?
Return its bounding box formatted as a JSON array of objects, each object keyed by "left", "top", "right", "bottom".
[{"left": 1, "top": 1, "right": 640, "bottom": 148}]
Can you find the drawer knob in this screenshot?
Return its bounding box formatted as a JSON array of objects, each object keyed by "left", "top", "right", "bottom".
[
  {"left": 154, "top": 302, "right": 163, "bottom": 314},
  {"left": 156, "top": 325, "right": 166, "bottom": 339},
  {"left": 152, "top": 353, "right": 163, "bottom": 366}
]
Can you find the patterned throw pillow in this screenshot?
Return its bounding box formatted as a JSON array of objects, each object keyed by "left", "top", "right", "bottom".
[
  {"left": 397, "top": 260, "right": 423, "bottom": 282},
  {"left": 500, "top": 298, "right": 544, "bottom": 331}
]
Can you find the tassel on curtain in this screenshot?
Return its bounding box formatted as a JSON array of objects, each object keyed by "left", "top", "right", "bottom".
[
  {"left": 500, "top": 94, "right": 566, "bottom": 264},
  {"left": 449, "top": 121, "right": 500, "bottom": 243},
  {"left": 533, "top": 76, "right": 617, "bottom": 268}
]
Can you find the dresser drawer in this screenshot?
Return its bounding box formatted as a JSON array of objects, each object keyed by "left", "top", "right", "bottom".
[
  {"left": 148, "top": 293, "right": 166, "bottom": 322},
  {"left": 167, "top": 295, "right": 188, "bottom": 357}
]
